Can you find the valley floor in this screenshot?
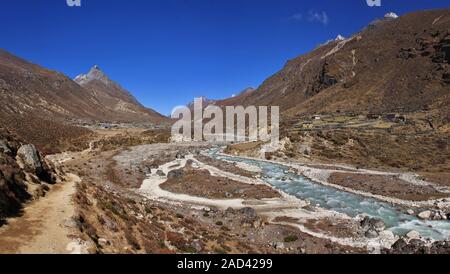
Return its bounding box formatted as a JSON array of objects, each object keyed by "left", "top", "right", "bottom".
[{"left": 1, "top": 130, "right": 449, "bottom": 254}]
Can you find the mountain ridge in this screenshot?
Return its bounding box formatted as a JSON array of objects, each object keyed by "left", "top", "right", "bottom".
[
  {"left": 74, "top": 65, "right": 167, "bottom": 123},
  {"left": 214, "top": 8, "right": 449, "bottom": 127}
]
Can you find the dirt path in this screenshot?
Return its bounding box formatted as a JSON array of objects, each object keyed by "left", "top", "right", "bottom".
[{"left": 0, "top": 174, "right": 86, "bottom": 254}]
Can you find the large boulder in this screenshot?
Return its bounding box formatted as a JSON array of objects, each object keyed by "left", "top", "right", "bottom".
[
  {"left": 370, "top": 218, "right": 386, "bottom": 232},
  {"left": 361, "top": 216, "right": 386, "bottom": 233},
  {"left": 388, "top": 238, "right": 430, "bottom": 254},
  {"left": 365, "top": 229, "right": 379, "bottom": 239},
  {"left": 418, "top": 210, "right": 432, "bottom": 220},
  {"left": 406, "top": 230, "right": 421, "bottom": 240},
  {"left": 16, "top": 144, "right": 43, "bottom": 175}
]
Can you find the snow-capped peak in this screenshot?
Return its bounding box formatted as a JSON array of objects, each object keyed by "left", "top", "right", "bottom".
[
  {"left": 320, "top": 35, "right": 346, "bottom": 47},
  {"left": 384, "top": 12, "right": 399, "bottom": 19},
  {"left": 335, "top": 35, "right": 346, "bottom": 41}
]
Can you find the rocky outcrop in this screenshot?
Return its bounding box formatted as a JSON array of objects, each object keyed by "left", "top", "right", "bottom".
[
  {"left": 387, "top": 238, "right": 450, "bottom": 254},
  {"left": 17, "top": 145, "right": 43, "bottom": 175},
  {"left": 307, "top": 62, "right": 339, "bottom": 97},
  {"left": 16, "top": 144, "right": 56, "bottom": 184},
  {"left": 430, "top": 31, "right": 450, "bottom": 64},
  {"left": 0, "top": 128, "right": 61, "bottom": 225},
  {"left": 417, "top": 210, "right": 448, "bottom": 221},
  {"left": 0, "top": 147, "right": 31, "bottom": 222},
  {"left": 360, "top": 216, "right": 386, "bottom": 238}
]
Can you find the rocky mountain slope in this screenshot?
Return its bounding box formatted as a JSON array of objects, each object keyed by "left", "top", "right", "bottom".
[
  {"left": 74, "top": 65, "right": 167, "bottom": 124},
  {"left": 0, "top": 49, "right": 168, "bottom": 153},
  {"left": 216, "top": 87, "right": 256, "bottom": 107},
  {"left": 222, "top": 9, "right": 449, "bottom": 124},
  {"left": 220, "top": 9, "right": 450, "bottom": 173}
]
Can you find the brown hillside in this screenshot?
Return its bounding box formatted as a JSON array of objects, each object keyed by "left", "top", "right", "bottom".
[
  {"left": 219, "top": 8, "right": 450, "bottom": 124},
  {"left": 0, "top": 50, "right": 169, "bottom": 152}
]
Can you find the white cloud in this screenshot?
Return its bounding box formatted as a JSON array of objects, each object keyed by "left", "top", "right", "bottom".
[
  {"left": 307, "top": 10, "right": 329, "bottom": 25},
  {"left": 288, "top": 10, "right": 329, "bottom": 26}
]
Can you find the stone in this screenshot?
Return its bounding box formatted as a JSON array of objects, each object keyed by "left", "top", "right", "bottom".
[
  {"left": 432, "top": 213, "right": 442, "bottom": 221},
  {"left": 98, "top": 238, "right": 109, "bottom": 247},
  {"left": 64, "top": 219, "right": 78, "bottom": 229},
  {"left": 392, "top": 238, "right": 408, "bottom": 250},
  {"left": 379, "top": 230, "right": 395, "bottom": 241},
  {"left": 17, "top": 144, "right": 43, "bottom": 174},
  {"left": 360, "top": 216, "right": 371, "bottom": 230},
  {"left": 272, "top": 242, "right": 285, "bottom": 250},
  {"left": 388, "top": 238, "right": 430, "bottom": 254},
  {"left": 0, "top": 140, "right": 12, "bottom": 155},
  {"left": 192, "top": 241, "right": 203, "bottom": 252},
  {"left": 407, "top": 209, "right": 415, "bottom": 215},
  {"left": 429, "top": 241, "right": 450, "bottom": 254},
  {"left": 360, "top": 216, "right": 385, "bottom": 232},
  {"left": 156, "top": 170, "right": 166, "bottom": 177},
  {"left": 406, "top": 230, "right": 421, "bottom": 240},
  {"left": 370, "top": 218, "right": 386, "bottom": 232},
  {"left": 418, "top": 210, "right": 432, "bottom": 220},
  {"left": 365, "top": 229, "right": 379, "bottom": 239},
  {"left": 409, "top": 239, "right": 425, "bottom": 246}
]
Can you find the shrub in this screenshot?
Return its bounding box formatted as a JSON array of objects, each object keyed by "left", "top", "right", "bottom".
[{"left": 284, "top": 235, "right": 299, "bottom": 243}]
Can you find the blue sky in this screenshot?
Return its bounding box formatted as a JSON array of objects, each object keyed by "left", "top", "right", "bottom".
[{"left": 1, "top": 0, "right": 449, "bottom": 115}]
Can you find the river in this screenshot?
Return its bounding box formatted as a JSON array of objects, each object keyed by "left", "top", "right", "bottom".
[{"left": 208, "top": 149, "right": 450, "bottom": 241}]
